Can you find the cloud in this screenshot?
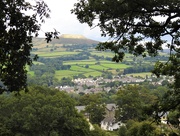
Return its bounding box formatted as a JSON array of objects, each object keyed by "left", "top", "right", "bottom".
[{"left": 39, "top": 0, "right": 108, "bottom": 41}]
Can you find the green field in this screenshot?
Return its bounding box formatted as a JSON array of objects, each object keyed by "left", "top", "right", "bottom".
[
  {"left": 83, "top": 71, "right": 103, "bottom": 77},
  {"left": 100, "top": 63, "right": 131, "bottom": 69},
  {"left": 91, "top": 51, "right": 133, "bottom": 58},
  {"left": 126, "top": 72, "right": 152, "bottom": 78},
  {"left": 28, "top": 41, "right": 167, "bottom": 80},
  {"left": 55, "top": 70, "right": 82, "bottom": 79},
  {"left": 32, "top": 51, "right": 79, "bottom": 57},
  {"left": 28, "top": 71, "right": 35, "bottom": 76},
  {"left": 28, "top": 50, "right": 133, "bottom": 79},
  {"left": 51, "top": 61, "right": 131, "bottom": 79},
  {"left": 64, "top": 60, "right": 97, "bottom": 65},
  {"left": 91, "top": 51, "right": 115, "bottom": 58},
  {"left": 70, "top": 65, "right": 94, "bottom": 72},
  {"left": 32, "top": 61, "right": 44, "bottom": 65},
  {"left": 88, "top": 65, "right": 107, "bottom": 71}
]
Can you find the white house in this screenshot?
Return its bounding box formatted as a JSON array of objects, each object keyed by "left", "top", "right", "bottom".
[{"left": 100, "top": 104, "right": 123, "bottom": 131}]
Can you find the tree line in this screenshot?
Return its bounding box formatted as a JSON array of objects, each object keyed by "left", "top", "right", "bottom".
[
  {"left": 123, "top": 65, "right": 154, "bottom": 74},
  {"left": 1, "top": 84, "right": 179, "bottom": 135}
]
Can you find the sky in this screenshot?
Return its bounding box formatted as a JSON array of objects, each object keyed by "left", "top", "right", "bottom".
[
  {"left": 39, "top": 0, "right": 170, "bottom": 48},
  {"left": 39, "top": 0, "right": 108, "bottom": 42}
]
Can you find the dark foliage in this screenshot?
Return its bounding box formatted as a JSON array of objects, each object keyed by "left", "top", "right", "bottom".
[{"left": 72, "top": 0, "right": 180, "bottom": 118}]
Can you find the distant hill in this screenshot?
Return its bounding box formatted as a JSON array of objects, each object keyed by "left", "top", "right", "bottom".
[
  {"left": 60, "top": 34, "right": 87, "bottom": 39},
  {"left": 32, "top": 34, "right": 99, "bottom": 46}
]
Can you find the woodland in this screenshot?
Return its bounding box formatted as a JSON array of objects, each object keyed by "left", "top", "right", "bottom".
[{"left": 0, "top": 0, "right": 179, "bottom": 135}]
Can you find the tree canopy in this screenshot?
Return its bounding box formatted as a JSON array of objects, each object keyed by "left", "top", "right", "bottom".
[
  {"left": 72, "top": 0, "right": 180, "bottom": 116},
  {"left": 0, "top": 0, "right": 58, "bottom": 93},
  {"left": 115, "top": 85, "right": 158, "bottom": 123},
  {"left": 119, "top": 120, "right": 161, "bottom": 136},
  {"left": 0, "top": 86, "right": 91, "bottom": 136}
]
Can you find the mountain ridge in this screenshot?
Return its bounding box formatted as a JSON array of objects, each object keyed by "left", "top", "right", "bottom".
[
  {"left": 32, "top": 34, "right": 99, "bottom": 46},
  {"left": 60, "top": 34, "right": 87, "bottom": 39}
]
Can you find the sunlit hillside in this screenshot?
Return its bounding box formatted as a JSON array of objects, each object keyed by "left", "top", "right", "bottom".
[
  {"left": 32, "top": 34, "right": 99, "bottom": 48},
  {"left": 60, "top": 34, "right": 87, "bottom": 39}
]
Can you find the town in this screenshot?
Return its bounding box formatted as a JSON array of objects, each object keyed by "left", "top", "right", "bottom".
[{"left": 55, "top": 74, "right": 173, "bottom": 94}]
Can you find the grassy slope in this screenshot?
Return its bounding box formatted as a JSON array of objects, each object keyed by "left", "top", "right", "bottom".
[
  {"left": 32, "top": 51, "right": 79, "bottom": 57},
  {"left": 29, "top": 37, "right": 168, "bottom": 79}
]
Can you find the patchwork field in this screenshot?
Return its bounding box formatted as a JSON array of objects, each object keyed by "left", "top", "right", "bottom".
[
  {"left": 54, "top": 61, "right": 131, "bottom": 79},
  {"left": 32, "top": 51, "right": 79, "bottom": 57},
  {"left": 55, "top": 70, "right": 82, "bottom": 79},
  {"left": 29, "top": 37, "right": 168, "bottom": 80}
]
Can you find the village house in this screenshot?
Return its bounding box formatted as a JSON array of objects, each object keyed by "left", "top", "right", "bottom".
[
  {"left": 158, "top": 112, "right": 169, "bottom": 124},
  {"left": 75, "top": 106, "right": 94, "bottom": 130},
  {"left": 75, "top": 104, "right": 123, "bottom": 131},
  {"left": 100, "top": 104, "right": 123, "bottom": 131}
]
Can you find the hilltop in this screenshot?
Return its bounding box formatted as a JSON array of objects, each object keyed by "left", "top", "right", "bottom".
[
  {"left": 32, "top": 34, "right": 99, "bottom": 48},
  {"left": 60, "top": 34, "right": 87, "bottom": 39}
]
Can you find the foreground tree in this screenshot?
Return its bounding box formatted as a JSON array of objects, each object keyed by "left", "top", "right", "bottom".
[
  {"left": 0, "top": 86, "right": 91, "bottom": 136},
  {"left": 168, "top": 110, "right": 180, "bottom": 129},
  {"left": 0, "top": 0, "right": 58, "bottom": 93},
  {"left": 115, "top": 85, "right": 157, "bottom": 123},
  {"left": 72, "top": 0, "right": 180, "bottom": 119},
  {"left": 85, "top": 102, "right": 106, "bottom": 125},
  {"left": 119, "top": 120, "right": 161, "bottom": 136}
]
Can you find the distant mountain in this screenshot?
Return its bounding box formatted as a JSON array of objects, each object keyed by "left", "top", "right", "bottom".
[
  {"left": 32, "top": 34, "right": 99, "bottom": 46},
  {"left": 60, "top": 34, "right": 87, "bottom": 39}
]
